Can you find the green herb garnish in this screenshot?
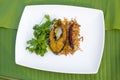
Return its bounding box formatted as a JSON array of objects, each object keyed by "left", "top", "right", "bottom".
[{"left": 26, "top": 14, "right": 56, "bottom": 56}]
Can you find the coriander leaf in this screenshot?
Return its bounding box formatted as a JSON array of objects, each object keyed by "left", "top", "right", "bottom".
[
  {"left": 26, "top": 14, "right": 56, "bottom": 56},
  {"left": 45, "top": 14, "right": 50, "bottom": 21}
]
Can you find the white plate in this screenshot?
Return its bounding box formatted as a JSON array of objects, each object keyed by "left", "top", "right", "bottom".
[{"left": 15, "top": 5, "right": 105, "bottom": 74}]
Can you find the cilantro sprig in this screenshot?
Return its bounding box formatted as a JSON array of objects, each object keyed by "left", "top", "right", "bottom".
[{"left": 26, "top": 14, "right": 56, "bottom": 56}]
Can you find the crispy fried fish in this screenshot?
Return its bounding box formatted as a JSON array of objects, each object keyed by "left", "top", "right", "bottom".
[{"left": 49, "top": 19, "right": 67, "bottom": 54}]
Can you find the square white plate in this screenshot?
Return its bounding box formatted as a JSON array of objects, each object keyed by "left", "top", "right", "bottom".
[{"left": 15, "top": 5, "right": 105, "bottom": 74}]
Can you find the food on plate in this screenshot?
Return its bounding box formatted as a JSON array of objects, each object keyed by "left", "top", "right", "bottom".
[
  {"left": 60, "top": 19, "right": 81, "bottom": 55},
  {"left": 26, "top": 14, "right": 82, "bottom": 56},
  {"left": 49, "top": 19, "right": 67, "bottom": 54}
]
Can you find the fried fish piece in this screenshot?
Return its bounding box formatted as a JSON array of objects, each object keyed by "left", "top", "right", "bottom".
[{"left": 49, "top": 19, "right": 67, "bottom": 54}]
